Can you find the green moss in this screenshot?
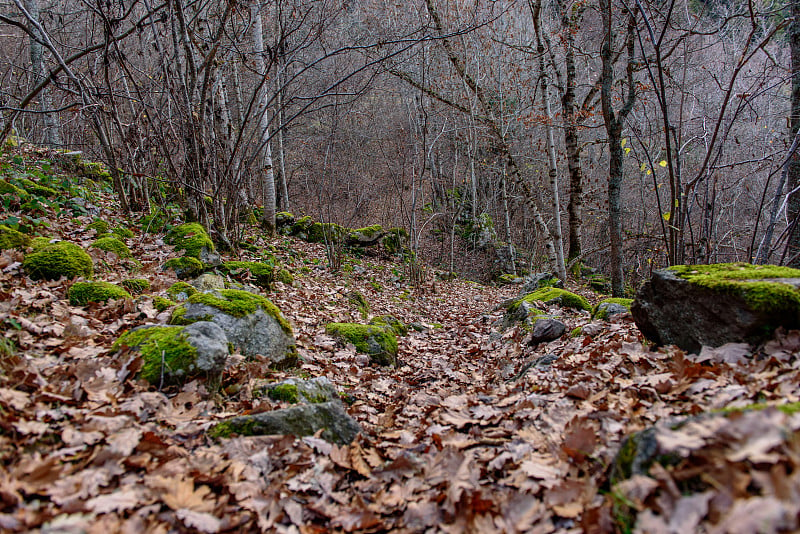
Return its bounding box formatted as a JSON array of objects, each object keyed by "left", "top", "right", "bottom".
[
  {"left": 325, "top": 322, "right": 398, "bottom": 366},
  {"left": 153, "top": 296, "right": 177, "bottom": 312},
  {"left": 23, "top": 241, "right": 93, "bottom": 280},
  {"left": 69, "top": 281, "right": 131, "bottom": 306},
  {"left": 18, "top": 177, "right": 57, "bottom": 197},
  {"left": 307, "top": 222, "right": 346, "bottom": 243},
  {"left": 380, "top": 228, "right": 407, "bottom": 254},
  {"left": 86, "top": 220, "right": 109, "bottom": 234},
  {"left": 0, "top": 225, "right": 30, "bottom": 250},
  {"left": 570, "top": 327, "right": 583, "bottom": 338},
  {"left": 112, "top": 326, "right": 198, "bottom": 385},
  {"left": 140, "top": 212, "right": 168, "bottom": 234},
  {"left": 29, "top": 236, "right": 53, "bottom": 252},
  {"left": 121, "top": 278, "right": 151, "bottom": 295},
  {"left": 165, "top": 222, "right": 214, "bottom": 258},
  {"left": 511, "top": 288, "right": 591, "bottom": 313},
  {"left": 369, "top": 315, "right": 408, "bottom": 336},
  {"left": 167, "top": 281, "right": 197, "bottom": 300},
  {"left": 221, "top": 261, "right": 276, "bottom": 289},
  {"left": 208, "top": 418, "right": 258, "bottom": 439},
  {"left": 268, "top": 383, "right": 299, "bottom": 403},
  {"left": 182, "top": 289, "right": 292, "bottom": 335},
  {"left": 346, "top": 291, "right": 370, "bottom": 319},
  {"left": 717, "top": 401, "right": 800, "bottom": 415},
  {"left": 496, "top": 274, "right": 519, "bottom": 285},
  {"left": 669, "top": 263, "right": 800, "bottom": 314},
  {"left": 91, "top": 236, "right": 132, "bottom": 258},
  {"left": 164, "top": 256, "right": 204, "bottom": 279},
  {"left": 277, "top": 268, "right": 293, "bottom": 285},
  {"left": 111, "top": 227, "right": 134, "bottom": 239},
  {"left": 0, "top": 178, "right": 29, "bottom": 200}
]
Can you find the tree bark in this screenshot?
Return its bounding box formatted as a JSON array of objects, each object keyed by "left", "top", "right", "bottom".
[
  {"left": 251, "top": 1, "right": 276, "bottom": 234},
  {"left": 787, "top": 0, "right": 800, "bottom": 266},
  {"left": 23, "top": 0, "right": 60, "bottom": 147}
]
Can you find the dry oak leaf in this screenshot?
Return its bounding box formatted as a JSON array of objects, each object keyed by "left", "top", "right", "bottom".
[
  {"left": 176, "top": 509, "right": 222, "bottom": 533},
  {"left": 86, "top": 487, "right": 142, "bottom": 514},
  {"left": 151, "top": 477, "right": 216, "bottom": 513}
]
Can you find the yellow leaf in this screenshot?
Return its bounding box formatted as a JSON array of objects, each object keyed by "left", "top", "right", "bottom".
[
  {"left": 659, "top": 160, "right": 667, "bottom": 167},
  {"left": 625, "top": 147, "right": 631, "bottom": 155},
  {"left": 640, "top": 163, "right": 647, "bottom": 171},
  {"left": 621, "top": 138, "right": 627, "bottom": 147},
  {"left": 662, "top": 212, "right": 670, "bottom": 221},
  {"left": 646, "top": 170, "right": 652, "bottom": 175}
]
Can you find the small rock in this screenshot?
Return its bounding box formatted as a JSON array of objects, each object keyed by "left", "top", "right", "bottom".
[
  {"left": 191, "top": 273, "right": 225, "bottom": 292},
  {"left": 530, "top": 317, "right": 566, "bottom": 344},
  {"left": 581, "top": 322, "right": 604, "bottom": 336}
]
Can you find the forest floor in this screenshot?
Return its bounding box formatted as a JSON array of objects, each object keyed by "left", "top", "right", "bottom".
[{"left": 2, "top": 147, "right": 800, "bottom": 533}]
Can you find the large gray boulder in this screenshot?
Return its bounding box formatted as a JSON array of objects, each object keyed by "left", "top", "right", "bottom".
[
  {"left": 210, "top": 401, "right": 361, "bottom": 445},
  {"left": 171, "top": 289, "right": 297, "bottom": 368},
  {"left": 632, "top": 264, "right": 800, "bottom": 353}
]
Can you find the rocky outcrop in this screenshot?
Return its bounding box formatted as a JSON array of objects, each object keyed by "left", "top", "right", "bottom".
[
  {"left": 632, "top": 263, "right": 800, "bottom": 353},
  {"left": 325, "top": 322, "right": 398, "bottom": 366}
]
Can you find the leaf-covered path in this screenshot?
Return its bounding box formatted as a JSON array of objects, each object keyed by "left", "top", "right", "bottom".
[{"left": 2, "top": 152, "right": 800, "bottom": 532}]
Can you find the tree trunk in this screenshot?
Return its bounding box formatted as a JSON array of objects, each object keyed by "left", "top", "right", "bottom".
[
  {"left": 561, "top": 3, "right": 583, "bottom": 264},
  {"left": 23, "top": 0, "right": 60, "bottom": 147},
  {"left": 787, "top": 0, "right": 800, "bottom": 266},
  {"left": 251, "top": 1, "right": 276, "bottom": 234}
]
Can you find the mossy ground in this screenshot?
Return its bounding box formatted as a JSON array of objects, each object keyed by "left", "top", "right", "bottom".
[
  {"left": 268, "top": 383, "right": 299, "bottom": 403},
  {"left": 91, "top": 236, "right": 132, "bottom": 258},
  {"left": 86, "top": 220, "right": 109, "bottom": 234},
  {"left": 69, "top": 281, "right": 131, "bottom": 305},
  {"left": 153, "top": 296, "right": 177, "bottom": 312},
  {"left": 511, "top": 288, "right": 591, "bottom": 313},
  {"left": 23, "top": 241, "right": 93, "bottom": 280},
  {"left": 176, "top": 289, "right": 292, "bottom": 335},
  {"left": 166, "top": 222, "right": 214, "bottom": 258},
  {"left": 121, "top": 278, "right": 151, "bottom": 294},
  {"left": 112, "top": 326, "right": 199, "bottom": 385},
  {"left": 111, "top": 227, "right": 134, "bottom": 239},
  {"left": 0, "top": 225, "right": 30, "bottom": 250},
  {"left": 669, "top": 263, "right": 800, "bottom": 315},
  {"left": 167, "top": 281, "right": 197, "bottom": 300}
]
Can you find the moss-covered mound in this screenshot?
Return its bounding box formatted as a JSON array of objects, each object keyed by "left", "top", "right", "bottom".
[
  {"left": 165, "top": 222, "right": 214, "bottom": 258},
  {"left": 111, "top": 227, "right": 134, "bottom": 239},
  {"left": 220, "top": 261, "right": 276, "bottom": 289},
  {"left": 0, "top": 225, "right": 30, "bottom": 250},
  {"left": 29, "top": 236, "right": 53, "bottom": 252},
  {"left": 325, "top": 323, "right": 398, "bottom": 366},
  {"left": 91, "top": 236, "right": 132, "bottom": 258},
  {"left": 0, "top": 178, "right": 30, "bottom": 203},
  {"left": 369, "top": 315, "right": 408, "bottom": 336},
  {"left": 166, "top": 281, "right": 197, "bottom": 301},
  {"left": 86, "top": 220, "right": 109, "bottom": 234},
  {"left": 23, "top": 241, "right": 93, "bottom": 280},
  {"left": 511, "top": 288, "right": 591, "bottom": 313},
  {"left": 17, "top": 177, "right": 57, "bottom": 197},
  {"left": 164, "top": 256, "right": 204, "bottom": 279},
  {"left": 121, "top": 278, "right": 151, "bottom": 295},
  {"left": 171, "top": 289, "right": 292, "bottom": 335},
  {"left": 69, "top": 281, "right": 131, "bottom": 306},
  {"left": 593, "top": 298, "right": 633, "bottom": 320},
  {"left": 307, "top": 222, "right": 347, "bottom": 244},
  {"left": 153, "top": 296, "right": 177, "bottom": 312}
]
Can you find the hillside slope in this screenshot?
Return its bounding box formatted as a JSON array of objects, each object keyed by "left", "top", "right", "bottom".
[{"left": 1, "top": 146, "right": 800, "bottom": 532}]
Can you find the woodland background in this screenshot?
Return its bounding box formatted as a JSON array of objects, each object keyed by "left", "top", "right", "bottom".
[{"left": 1, "top": 0, "right": 798, "bottom": 293}]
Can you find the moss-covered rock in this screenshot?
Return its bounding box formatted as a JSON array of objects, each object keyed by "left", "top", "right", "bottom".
[
  {"left": 112, "top": 322, "right": 229, "bottom": 386},
  {"left": 69, "top": 281, "right": 132, "bottom": 306},
  {"left": 325, "top": 322, "right": 398, "bottom": 366},
  {"left": 346, "top": 290, "right": 370, "bottom": 319},
  {"left": 29, "top": 236, "right": 53, "bottom": 252},
  {"left": 0, "top": 225, "right": 30, "bottom": 250},
  {"left": 18, "top": 177, "right": 57, "bottom": 197},
  {"left": 23, "top": 241, "right": 93, "bottom": 280},
  {"left": 170, "top": 289, "right": 296, "bottom": 366},
  {"left": 220, "top": 261, "right": 276, "bottom": 289},
  {"left": 86, "top": 220, "right": 109, "bottom": 234},
  {"left": 111, "top": 226, "right": 134, "bottom": 239},
  {"left": 277, "top": 268, "right": 294, "bottom": 285},
  {"left": 166, "top": 281, "right": 197, "bottom": 301},
  {"left": 348, "top": 225, "right": 385, "bottom": 246},
  {"left": 121, "top": 278, "right": 151, "bottom": 295},
  {"left": 380, "top": 228, "right": 408, "bottom": 254},
  {"left": 153, "top": 296, "right": 177, "bottom": 312},
  {"left": 593, "top": 298, "right": 633, "bottom": 320},
  {"left": 633, "top": 263, "right": 800, "bottom": 353},
  {"left": 208, "top": 401, "right": 360, "bottom": 444},
  {"left": 0, "top": 178, "right": 30, "bottom": 202},
  {"left": 91, "top": 236, "right": 132, "bottom": 258},
  {"left": 307, "top": 222, "right": 346, "bottom": 244},
  {"left": 164, "top": 256, "right": 204, "bottom": 279},
  {"left": 369, "top": 315, "right": 408, "bottom": 336},
  {"left": 165, "top": 222, "right": 214, "bottom": 258},
  {"left": 510, "top": 288, "right": 591, "bottom": 313},
  {"left": 257, "top": 377, "right": 340, "bottom": 404}
]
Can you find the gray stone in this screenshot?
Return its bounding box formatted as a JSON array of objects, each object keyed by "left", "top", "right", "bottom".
[
  {"left": 180, "top": 299, "right": 296, "bottom": 367},
  {"left": 595, "top": 302, "right": 629, "bottom": 321},
  {"left": 199, "top": 247, "right": 222, "bottom": 267},
  {"left": 181, "top": 321, "right": 230, "bottom": 375},
  {"left": 216, "top": 401, "right": 361, "bottom": 445},
  {"left": 191, "top": 273, "right": 225, "bottom": 292},
  {"left": 530, "top": 317, "right": 566, "bottom": 344},
  {"left": 255, "top": 376, "right": 340, "bottom": 404}
]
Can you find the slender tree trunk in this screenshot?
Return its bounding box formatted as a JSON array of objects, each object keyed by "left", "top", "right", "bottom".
[
  {"left": 23, "top": 0, "right": 60, "bottom": 147},
  {"left": 787, "top": 0, "right": 800, "bottom": 266},
  {"left": 561, "top": 7, "right": 583, "bottom": 263},
  {"left": 250, "top": 1, "right": 276, "bottom": 234}
]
